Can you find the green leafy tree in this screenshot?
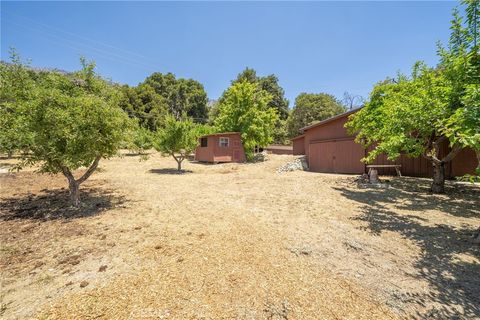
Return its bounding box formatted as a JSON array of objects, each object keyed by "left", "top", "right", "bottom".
[
  {"left": 0, "top": 49, "right": 36, "bottom": 157},
  {"left": 119, "top": 84, "right": 168, "bottom": 131},
  {"left": 347, "top": 65, "right": 458, "bottom": 193},
  {"left": 231, "top": 68, "right": 289, "bottom": 120},
  {"left": 143, "top": 72, "right": 208, "bottom": 122},
  {"left": 273, "top": 119, "right": 289, "bottom": 145},
  {"left": 214, "top": 81, "right": 279, "bottom": 160},
  {"left": 347, "top": 1, "right": 479, "bottom": 193},
  {"left": 216, "top": 68, "right": 289, "bottom": 144},
  {"left": 234, "top": 67, "right": 258, "bottom": 84},
  {"left": 154, "top": 114, "right": 198, "bottom": 171},
  {"left": 130, "top": 126, "right": 154, "bottom": 155},
  {"left": 439, "top": 0, "right": 480, "bottom": 179},
  {"left": 0, "top": 55, "right": 133, "bottom": 207},
  {"left": 287, "top": 93, "right": 345, "bottom": 137},
  {"left": 258, "top": 75, "right": 290, "bottom": 120}
]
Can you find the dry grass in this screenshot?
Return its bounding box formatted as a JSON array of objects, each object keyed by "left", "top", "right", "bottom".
[{"left": 1, "top": 152, "right": 479, "bottom": 319}]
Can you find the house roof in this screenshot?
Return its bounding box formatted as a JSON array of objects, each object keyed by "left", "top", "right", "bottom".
[
  {"left": 199, "top": 132, "right": 241, "bottom": 138},
  {"left": 290, "top": 134, "right": 305, "bottom": 140},
  {"left": 299, "top": 107, "right": 362, "bottom": 132}
]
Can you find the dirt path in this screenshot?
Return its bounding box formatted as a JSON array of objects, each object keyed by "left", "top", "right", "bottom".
[{"left": 1, "top": 153, "right": 479, "bottom": 319}]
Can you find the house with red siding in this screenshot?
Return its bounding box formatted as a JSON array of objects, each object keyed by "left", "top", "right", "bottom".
[
  {"left": 292, "top": 108, "right": 478, "bottom": 177},
  {"left": 195, "top": 132, "right": 246, "bottom": 163}
]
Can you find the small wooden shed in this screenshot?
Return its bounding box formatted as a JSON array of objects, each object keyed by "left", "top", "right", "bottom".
[{"left": 195, "top": 132, "right": 246, "bottom": 163}]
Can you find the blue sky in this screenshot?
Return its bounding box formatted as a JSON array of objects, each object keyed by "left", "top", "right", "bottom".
[{"left": 1, "top": 1, "right": 457, "bottom": 105}]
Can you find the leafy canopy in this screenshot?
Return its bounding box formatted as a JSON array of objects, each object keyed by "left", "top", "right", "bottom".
[
  {"left": 0, "top": 49, "right": 37, "bottom": 156},
  {"left": 438, "top": 0, "right": 480, "bottom": 156},
  {"left": 0, "top": 53, "right": 133, "bottom": 205},
  {"left": 231, "top": 68, "right": 290, "bottom": 120},
  {"left": 287, "top": 93, "right": 345, "bottom": 138},
  {"left": 129, "top": 126, "right": 155, "bottom": 155},
  {"left": 119, "top": 84, "right": 168, "bottom": 131},
  {"left": 0, "top": 55, "right": 133, "bottom": 173},
  {"left": 154, "top": 114, "right": 198, "bottom": 170},
  {"left": 213, "top": 68, "right": 290, "bottom": 144},
  {"left": 214, "top": 81, "right": 279, "bottom": 160},
  {"left": 347, "top": 64, "right": 454, "bottom": 163},
  {"left": 143, "top": 72, "right": 208, "bottom": 122}
]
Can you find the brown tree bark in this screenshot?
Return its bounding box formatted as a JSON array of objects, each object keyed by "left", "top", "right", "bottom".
[
  {"left": 424, "top": 137, "right": 461, "bottom": 194},
  {"left": 61, "top": 156, "right": 101, "bottom": 207},
  {"left": 172, "top": 153, "right": 184, "bottom": 171},
  {"left": 432, "top": 162, "right": 446, "bottom": 193},
  {"left": 68, "top": 178, "right": 81, "bottom": 207}
]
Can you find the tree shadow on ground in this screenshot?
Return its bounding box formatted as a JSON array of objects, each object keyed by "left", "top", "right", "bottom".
[
  {"left": 124, "top": 152, "right": 151, "bottom": 157},
  {"left": 334, "top": 178, "right": 480, "bottom": 318},
  {"left": 188, "top": 161, "right": 217, "bottom": 166},
  {"left": 148, "top": 168, "right": 192, "bottom": 175},
  {"left": 0, "top": 187, "right": 127, "bottom": 221}
]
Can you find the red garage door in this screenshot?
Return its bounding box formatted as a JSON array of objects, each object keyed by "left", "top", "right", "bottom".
[{"left": 309, "top": 139, "right": 365, "bottom": 174}]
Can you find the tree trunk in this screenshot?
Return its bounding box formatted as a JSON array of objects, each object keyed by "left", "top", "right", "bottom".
[
  {"left": 68, "top": 179, "right": 81, "bottom": 208},
  {"left": 172, "top": 153, "right": 183, "bottom": 171},
  {"left": 61, "top": 156, "right": 101, "bottom": 207},
  {"left": 432, "top": 162, "right": 446, "bottom": 193}
]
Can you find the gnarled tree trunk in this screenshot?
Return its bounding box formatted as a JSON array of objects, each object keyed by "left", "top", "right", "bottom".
[
  {"left": 432, "top": 161, "right": 446, "bottom": 193},
  {"left": 424, "top": 136, "right": 461, "bottom": 194},
  {"left": 61, "top": 156, "right": 101, "bottom": 207},
  {"left": 67, "top": 176, "right": 81, "bottom": 207},
  {"left": 172, "top": 153, "right": 184, "bottom": 171}
]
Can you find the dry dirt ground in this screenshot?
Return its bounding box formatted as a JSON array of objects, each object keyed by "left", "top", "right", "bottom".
[{"left": 0, "top": 152, "right": 479, "bottom": 319}]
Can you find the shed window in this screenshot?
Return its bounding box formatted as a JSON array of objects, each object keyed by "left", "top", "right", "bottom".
[
  {"left": 200, "top": 137, "right": 208, "bottom": 147},
  {"left": 219, "top": 137, "right": 229, "bottom": 147}
]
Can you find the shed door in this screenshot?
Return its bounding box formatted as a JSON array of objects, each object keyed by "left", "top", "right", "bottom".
[
  {"left": 309, "top": 139, "right": 365, "bottom": 174},
  {"left": 232, "top": 149, "right": 239, "bottom": 161}
]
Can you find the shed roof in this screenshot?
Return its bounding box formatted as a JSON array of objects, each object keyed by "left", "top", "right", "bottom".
[
  {"left": 300, "top": 107, "right": 362, "bottom": 132},
  {"left": 291, "top": 134, "right": 305, "bottom": 140}
]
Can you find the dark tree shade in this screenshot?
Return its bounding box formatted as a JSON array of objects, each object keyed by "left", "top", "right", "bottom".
[{"left": 143, "top": 72, "right": 208, "bottom": 123}]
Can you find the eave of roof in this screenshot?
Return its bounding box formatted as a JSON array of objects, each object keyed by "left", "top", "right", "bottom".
[
  {"left": 291, "top": 134, "right": 305, "bottom": 140},
  {"left": 299, "top": 107, "right": 363, "bottom": 132}
]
